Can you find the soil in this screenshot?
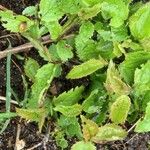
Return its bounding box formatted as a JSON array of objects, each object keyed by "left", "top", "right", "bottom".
[{"left": 0, "top": 0, "right": 150, "bottom": 150}]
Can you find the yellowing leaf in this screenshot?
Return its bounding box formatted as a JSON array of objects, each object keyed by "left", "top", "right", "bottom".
[
  {"left": 71, "top": 141, "right": 96, "bottom": 150},
  {"left": 54, "top": 104, "right": 82, "bottom": 117},
  {"left": 110, "top": 95, "right": 131, "bottom": 124},
  {"left": 67, "top": 59, "right": 107, "bottom": 79},
  {"left": 105, "top": 61, "right": 131, "bottom": 95},
  {"left": 81, "top": 116, "right": 99, "bottom": 142},
  {"left": 16, "top": 108, "right": 47, "bottom": 132},
  {"left": 92, "top": 124, "right": 127, "bottom": 143}
]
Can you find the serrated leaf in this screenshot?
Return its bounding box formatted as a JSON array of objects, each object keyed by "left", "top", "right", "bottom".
[
  {"left": 58, "top": 115, "right": 82, "bottom": 139},
  {"left": 67, "top": 59, "right": 107, "bottom": 79},
  {"left": 101, "top": 0, "right": 129, "bottom": 27},
  {"left": 135, "top": 103, "right": 150, "bottom": 132},
  {"left": 82, "top": 89, "right": 99, "bottom": 113},
  {"left": 22, "top": 6, "right": 37, "bottom": 16},
  {"left": 105, "top": 61, "right": 131, "bottom": 95},
  {"left": 24, "top": 58, "right": 40, "bottom": 82},
  {"left": 76, "top": 21, "right": 99, "bottom": 61},
  {"left": 0, "top": 10, "right": 34, "bottom": 32},
  {"left": 53, "top": 86, "right": 84, "bottom": 106},
  {"left": 110, "top": 95, "right": 131, "bottom": 124},
  {"left": 27, "top": 63, "right": 61, "bottom": 108},
  {"left": 16, "top": 108, "right": 47, "bottom": 132},
  {"left": 39, "top": 0, "right": 64, "bottom": 22},
  {"left": 54, "top": 104, "right": 82, "bottom": 117},
  {"left": 92, "top": 124, "right": 127, "bottom": 142},
  {"left": 81, "top": 116, "right": 99, "bottom": 141},
  {"left": 78, "top": 3, "right": 101, "bottom": 20},
  {"left": 45, "top": 21, "right": 62, "bottom": 40},
  {"left": 119, "top": 51, "right": 150, "bottom": 84},
  {"left": 71, "top": 141, "right": 96, "bottom": 150},
  {"left": 129, "top": 2, "right": 150, "bottom": 40},
  {"left": 56, "top": 40, "right": 73, "bottom": 62},
  {"left": 134, "top": 61, "right": 150, "bottom": 96},
  {"left": 76, "top": 21, "right": 94, "bottom": 51}
]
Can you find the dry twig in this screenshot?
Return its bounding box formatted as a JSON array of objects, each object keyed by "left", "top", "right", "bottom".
[{"left": 0, "top": 34, "right": 74, "bottom": 60}]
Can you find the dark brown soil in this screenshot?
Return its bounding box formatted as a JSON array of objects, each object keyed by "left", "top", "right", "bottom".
[{"left": 1, "top": 0, "right": 150, "bottom": 150}]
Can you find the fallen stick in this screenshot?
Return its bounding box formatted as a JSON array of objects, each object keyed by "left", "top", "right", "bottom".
[{"left": 0, "top": 34, "right": 74, "bottom": 59}]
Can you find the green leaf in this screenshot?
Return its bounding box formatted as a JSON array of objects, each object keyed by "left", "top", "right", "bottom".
[
  {"left": 58, "top": 115, "right": 82, "bottom": 139},
  {"left": 67, "top": 59, "right": 107, "bottom": 79},
  {"left": 16, "top": 108, "right": 47, "bottom": 132},
  {"left": 82, "top": 0, "right": 102, "bottom": 6},
  {"left": 81, "top": 116, "right": 99, "bottom": 141},
  {"left": 53, "top": 86, "right": 84, "bottom": 106},
  {"left": 110, "top": 95, "right": 131, "bottom": 124},
  {"left": 101, "top": 0, "right": 129, "bottom": 27},
  {"left": 105, "top": 61, "right": 131, "bottom": 95},
  {"left": 76, "top": 21, "right": 94, "bottom": 51},
  {"left": 24, "top": 58, "right": 40, "bottom": 82},
  {"left": 134, "top": 61, "right": 150, "bottom": 96},
  {"left": 0, "top": 10, "right": 33, "bottom": 32},
  {"left": 135, "top": 103, "right": 150, "bottom": 132},
  {"left": 27, "top": 63, "right": 61, "bottom": 108},
  {"left": 22, "top": 6, "right": 37, "bottom": 16},
  {"left": 71, "top": 141, "right": 96, "bottom": 150},
  {"left": 129, "top": 2, "right": 150, "bottom": 39},
  {"left": 78, "top": 3, "right": 101, "bottom": 20},
  {"left": 0, "top": 112, "right": 16, "bottom": 122},
  {"left": 39, "top": 0, "right": 63, "bottom": 22},
  {"left": 76, "top": 21, "right": 99, "bottom": 61},
  {"left": 56, "top": 40, "right": 73, "bottom": 62},
  {"left": 119, "top": 51, "right": 150, "bottom": 84},
  {"left": 92, "top": 124, "right": 127, "bottom": 142},
  {"left": 54, "top": 104, "right": 82, "bottom": 117},
  {"left": 45, "top": 21, "right": 62, "bottom": 40}
]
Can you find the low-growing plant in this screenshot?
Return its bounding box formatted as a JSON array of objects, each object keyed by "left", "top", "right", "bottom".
[{"left": 0, "top": 0, "right": 150, "bottom": 149}]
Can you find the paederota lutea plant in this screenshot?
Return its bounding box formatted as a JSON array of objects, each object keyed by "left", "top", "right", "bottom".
[{"left": 0, "top": 0, "right": 150, "bottom": 149}]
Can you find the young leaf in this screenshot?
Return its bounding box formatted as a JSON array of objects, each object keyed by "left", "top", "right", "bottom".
[
  {"left": 81, "top": 116, "right": 99, "bottom": 142},
  {"left": 71, "top": 141, "right": 96, "bottom": 150},
  {"left": 27, "top": 63, "right": 61, "bottom": 108},
  {"left": 56, "top": 40, "right": 73, "bottom": 62},
  {"left": 67, "top": 59, "right": 107, "bottom": 79},
  {"left": 0, "top": 10, "right": 34, "bottom": 33},
  {"left": 135, "top": 103, "right": 150, "bottom": 132},
  {"left": 129, "top": 2, "right": 150, "bottom": 40},
  {"left": 134, "top": 61, "right": 150, "bottom": 96},
  {"left": 22, "top": 6, "right": 37, "bottom": 16},
  {"left": 24, "top": 58, "right": 40, "bottom": 82},
  {"left": 92, "top": 124, "right": 127, "bottom": 142},
  {"left": 119, "top": 51, "right": 150, "bottom": 84},
  {"left": 53, "top": 86, "right": 84, "bottom": 106},
  {"left": 101, "top": 0, "right": 129, "bottom": 27},
  {"left": 54, "top": 104, "right": 82, "bottom": 117},
  {"left": 105, "top": 61, "right": 131, "bottom": 95},
  {"left": 16, "top": 108, "right": 47, "bottom": 132},
  {"left": 110, "top": 95, "right": 131, "bottom": 124},
  {"left": 82, "top": 0, "right": 101, "bottom": 6}
]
